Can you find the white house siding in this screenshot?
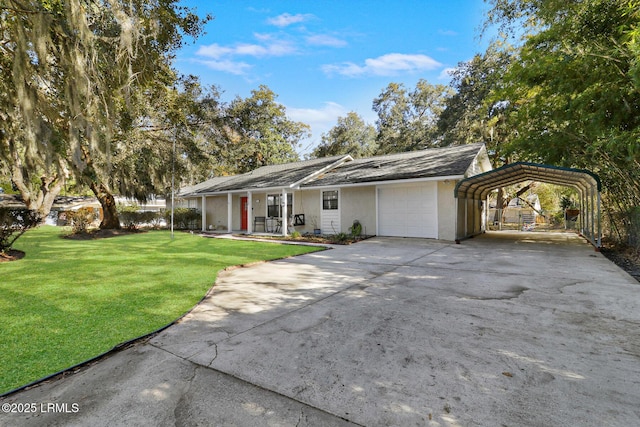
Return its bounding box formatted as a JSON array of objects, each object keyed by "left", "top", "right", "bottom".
[
  {"left": 377, "top": 182, "right": 438, "bottom": 238},
  {"left": 205, "top": 196, "right": 228, "bottom": 231},
  {"left": 250, "top": 192, "right": 266, "bottom": 218},
  {"left": 437, "top": 180, "right": 457, "bottom": 241},
  {"left": 340, "top": 186, "right": 376, "bottom": 236},
  {"left": 466, "top": 148, "right": 492, "bottom": 176},
  {"left": 295, "top": 190, "right": 320, "bottom": 234}
]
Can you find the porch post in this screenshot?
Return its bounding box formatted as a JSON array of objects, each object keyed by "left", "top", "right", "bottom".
[
  {"left": 281, "top": 188, "right": 288, "bottom": 236},
  {"left": 201, "top": 195, "right": 206, "bottom": 231},
  {"left": 247, "top": 191, "right": 253, "bottom": 234},
  {"left": 227, "top": 193, "right": 232, "bottom": 233}
]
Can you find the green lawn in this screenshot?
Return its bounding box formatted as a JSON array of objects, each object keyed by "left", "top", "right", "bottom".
[{"left": 0, "top": 226, "right": 322, "bottom": 394}]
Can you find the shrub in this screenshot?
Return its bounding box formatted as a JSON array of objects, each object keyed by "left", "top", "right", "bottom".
[
  {"left": 0, "top": 208, "right": 41, "bottom": 252},
  {"left": 66, "top": 207, "right": 97, "bottom": 234},
  {"left": 332, "top": 232, "right": 350, "bottom": 244},
  {"left": 628, "top": 206, "right": 640, "bottom": 251},
  {"left": 349, "top": 220, "right": 362, "bottom": 237},
  {"left": 164, "top": 208, "right": 201, "bottom": 230},
  {"left": 117, "top": 204, "right": 162, "bottom": 230}
]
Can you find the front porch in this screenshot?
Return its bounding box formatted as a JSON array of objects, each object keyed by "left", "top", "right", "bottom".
[{"left": 197, "top": 189, "right": 313, "bottom": 237}]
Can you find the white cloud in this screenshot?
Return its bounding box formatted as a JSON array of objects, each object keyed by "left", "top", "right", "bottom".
[
  {"left": 321, "top": 62, "right": 366, "bottom": 77},
  {"left": 197, "top": 38, "right": 297, "bottom": 60},
  {"left": 365, "top": 53, "right": 442, "bottom": 75},
  {"left": 288, "top": 101, "right": 347, "bottom": 126},
  {"left": 238, "top": 41, "right": 296, "bottom": 57},
  {"left": 439, "top": 67, "right": 457, "bottom": 80},
  {"left": 267, "top": 13, "right": 314, "bottom": 27},
  {"left": 194, "top": 35, "right": 297, "bottom": 76},
  {"left": 287, "top": 102, "right": 349, "bottom": 152},
  {"left": 195, "top": 59, "right": 252, "bottom": 75},
  {"left": 195, "top": 44, "right": 234, "bottom": 59},
  {"left": 323, "top": 53, "right": 442, "bottom": 77},
  {"left": 305, "top": 34, "right": 348, "bottom": 47}
]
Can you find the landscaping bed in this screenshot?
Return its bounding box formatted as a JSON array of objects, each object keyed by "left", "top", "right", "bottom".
[
  {"left": 0, "top": 249, "right": 24, "bottom": 262},
  {"left": 602, "top": 245, "right": 640, "bottom": 283},
  {"left": 236, "top": 233, "right": 374, "bottom": 245}
]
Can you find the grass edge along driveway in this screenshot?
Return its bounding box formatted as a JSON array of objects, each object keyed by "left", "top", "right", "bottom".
[{"left": 0, "top": 226, "right": 322, "bottom": 394}]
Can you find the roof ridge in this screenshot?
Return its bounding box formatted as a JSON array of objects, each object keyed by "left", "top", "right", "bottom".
[
  {"left": 353, "top": 143, "right": 484, "bottom": 161},
  {"left": 246, "top": 154, "right": 349, "bottom": 173}
]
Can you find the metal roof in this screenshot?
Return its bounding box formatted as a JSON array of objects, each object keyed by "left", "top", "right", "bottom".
[{"left": 454, "top": 162, "right": 601, "bottom": 200}]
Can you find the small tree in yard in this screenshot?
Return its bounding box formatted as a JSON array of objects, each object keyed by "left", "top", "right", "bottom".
[{"left": 0, "top": 208, "right": 40, "bottom": 253}]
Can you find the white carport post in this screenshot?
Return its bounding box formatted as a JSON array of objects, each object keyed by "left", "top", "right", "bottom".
[
  {"left": 454, "top": 194, "right": 460, "bottom": 243},
  {"left": 281, "top": 188, "right": 288, "bottom": 237},
  {"left": 247, "top": 191, "right": 253, "bottom": 234},
  {"left": 590, "top": 186, "right": 596, "bottom": 247},
  {"left": 227, "top": 193, "right": 232, "bottom": 233},
  {"left": 580, "top": 186, "right": 586, "bottom": 236},
  {"left": 464, "top": 197, "right": 468, "bottom": 238},
  {"left": 201, "top": 195, "right": 206, "bottom": 231},
  {"left": 483, "top": 194, "right": 489, "bottom": 232},
  {"left": 597, "top": 190, "right": 602, "bottom": 247},
  {"left": 582, "top": 186, "right": 588, "bottom": 237}
]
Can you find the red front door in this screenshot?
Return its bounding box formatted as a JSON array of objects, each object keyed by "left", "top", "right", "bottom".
[{"left": 240, "top": 197, "right": 248, "bottom": 230}]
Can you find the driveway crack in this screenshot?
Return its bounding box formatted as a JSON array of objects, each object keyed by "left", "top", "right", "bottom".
[{"left": 206, "top": 343, "right": 218, "bottom": 367}]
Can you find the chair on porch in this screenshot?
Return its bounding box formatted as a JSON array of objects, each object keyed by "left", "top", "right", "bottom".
[
  {"left": 253, "top": 216, "right": 266, "bottom": 232},
  {"left": 275, "top": 216, "right": 294, "bottom": 233}
]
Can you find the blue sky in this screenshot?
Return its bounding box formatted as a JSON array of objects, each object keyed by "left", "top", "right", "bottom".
[{"left": 175, "top": 1, "right": 492, "bottom": 154}]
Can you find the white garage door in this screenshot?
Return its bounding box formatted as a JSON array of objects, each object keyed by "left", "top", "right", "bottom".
[{"left": 378, "top": 182, "right": 438, "bottom": 238}]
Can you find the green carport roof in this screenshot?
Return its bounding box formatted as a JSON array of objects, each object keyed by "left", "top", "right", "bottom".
[{"left": 454, "top": 162, "right": 601, "bottom": 200}]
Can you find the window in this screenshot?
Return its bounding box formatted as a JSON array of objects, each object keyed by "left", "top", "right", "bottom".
[
  {"left": 322, "top": 190, "right": 338, "bottom": 210},
  {"left": 267, "top": 194, "right": 292, "bottom": 217},
  {"left": 267, "top": 195, "right": 278, "bottom": 217}
]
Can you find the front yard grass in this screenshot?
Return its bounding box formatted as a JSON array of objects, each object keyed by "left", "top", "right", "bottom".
[{"left": 0, "top": 226, "right": 322, "bottom": 394}]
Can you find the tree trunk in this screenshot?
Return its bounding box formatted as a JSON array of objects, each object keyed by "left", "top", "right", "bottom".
[
  {"left": 90, "top": 182, "right": 121, "bottom": 229},
  {"left": 10, "top": 157, "right": 66, "bottom": 223}
]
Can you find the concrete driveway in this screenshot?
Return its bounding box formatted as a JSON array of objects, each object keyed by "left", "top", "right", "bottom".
[{"left": 2, "top": 232, "right": 640, "bottom": 426}]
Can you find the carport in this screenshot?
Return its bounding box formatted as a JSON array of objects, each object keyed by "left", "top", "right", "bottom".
[{"left": 454, "top": 162, "right": 602, "bottom": 247}]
